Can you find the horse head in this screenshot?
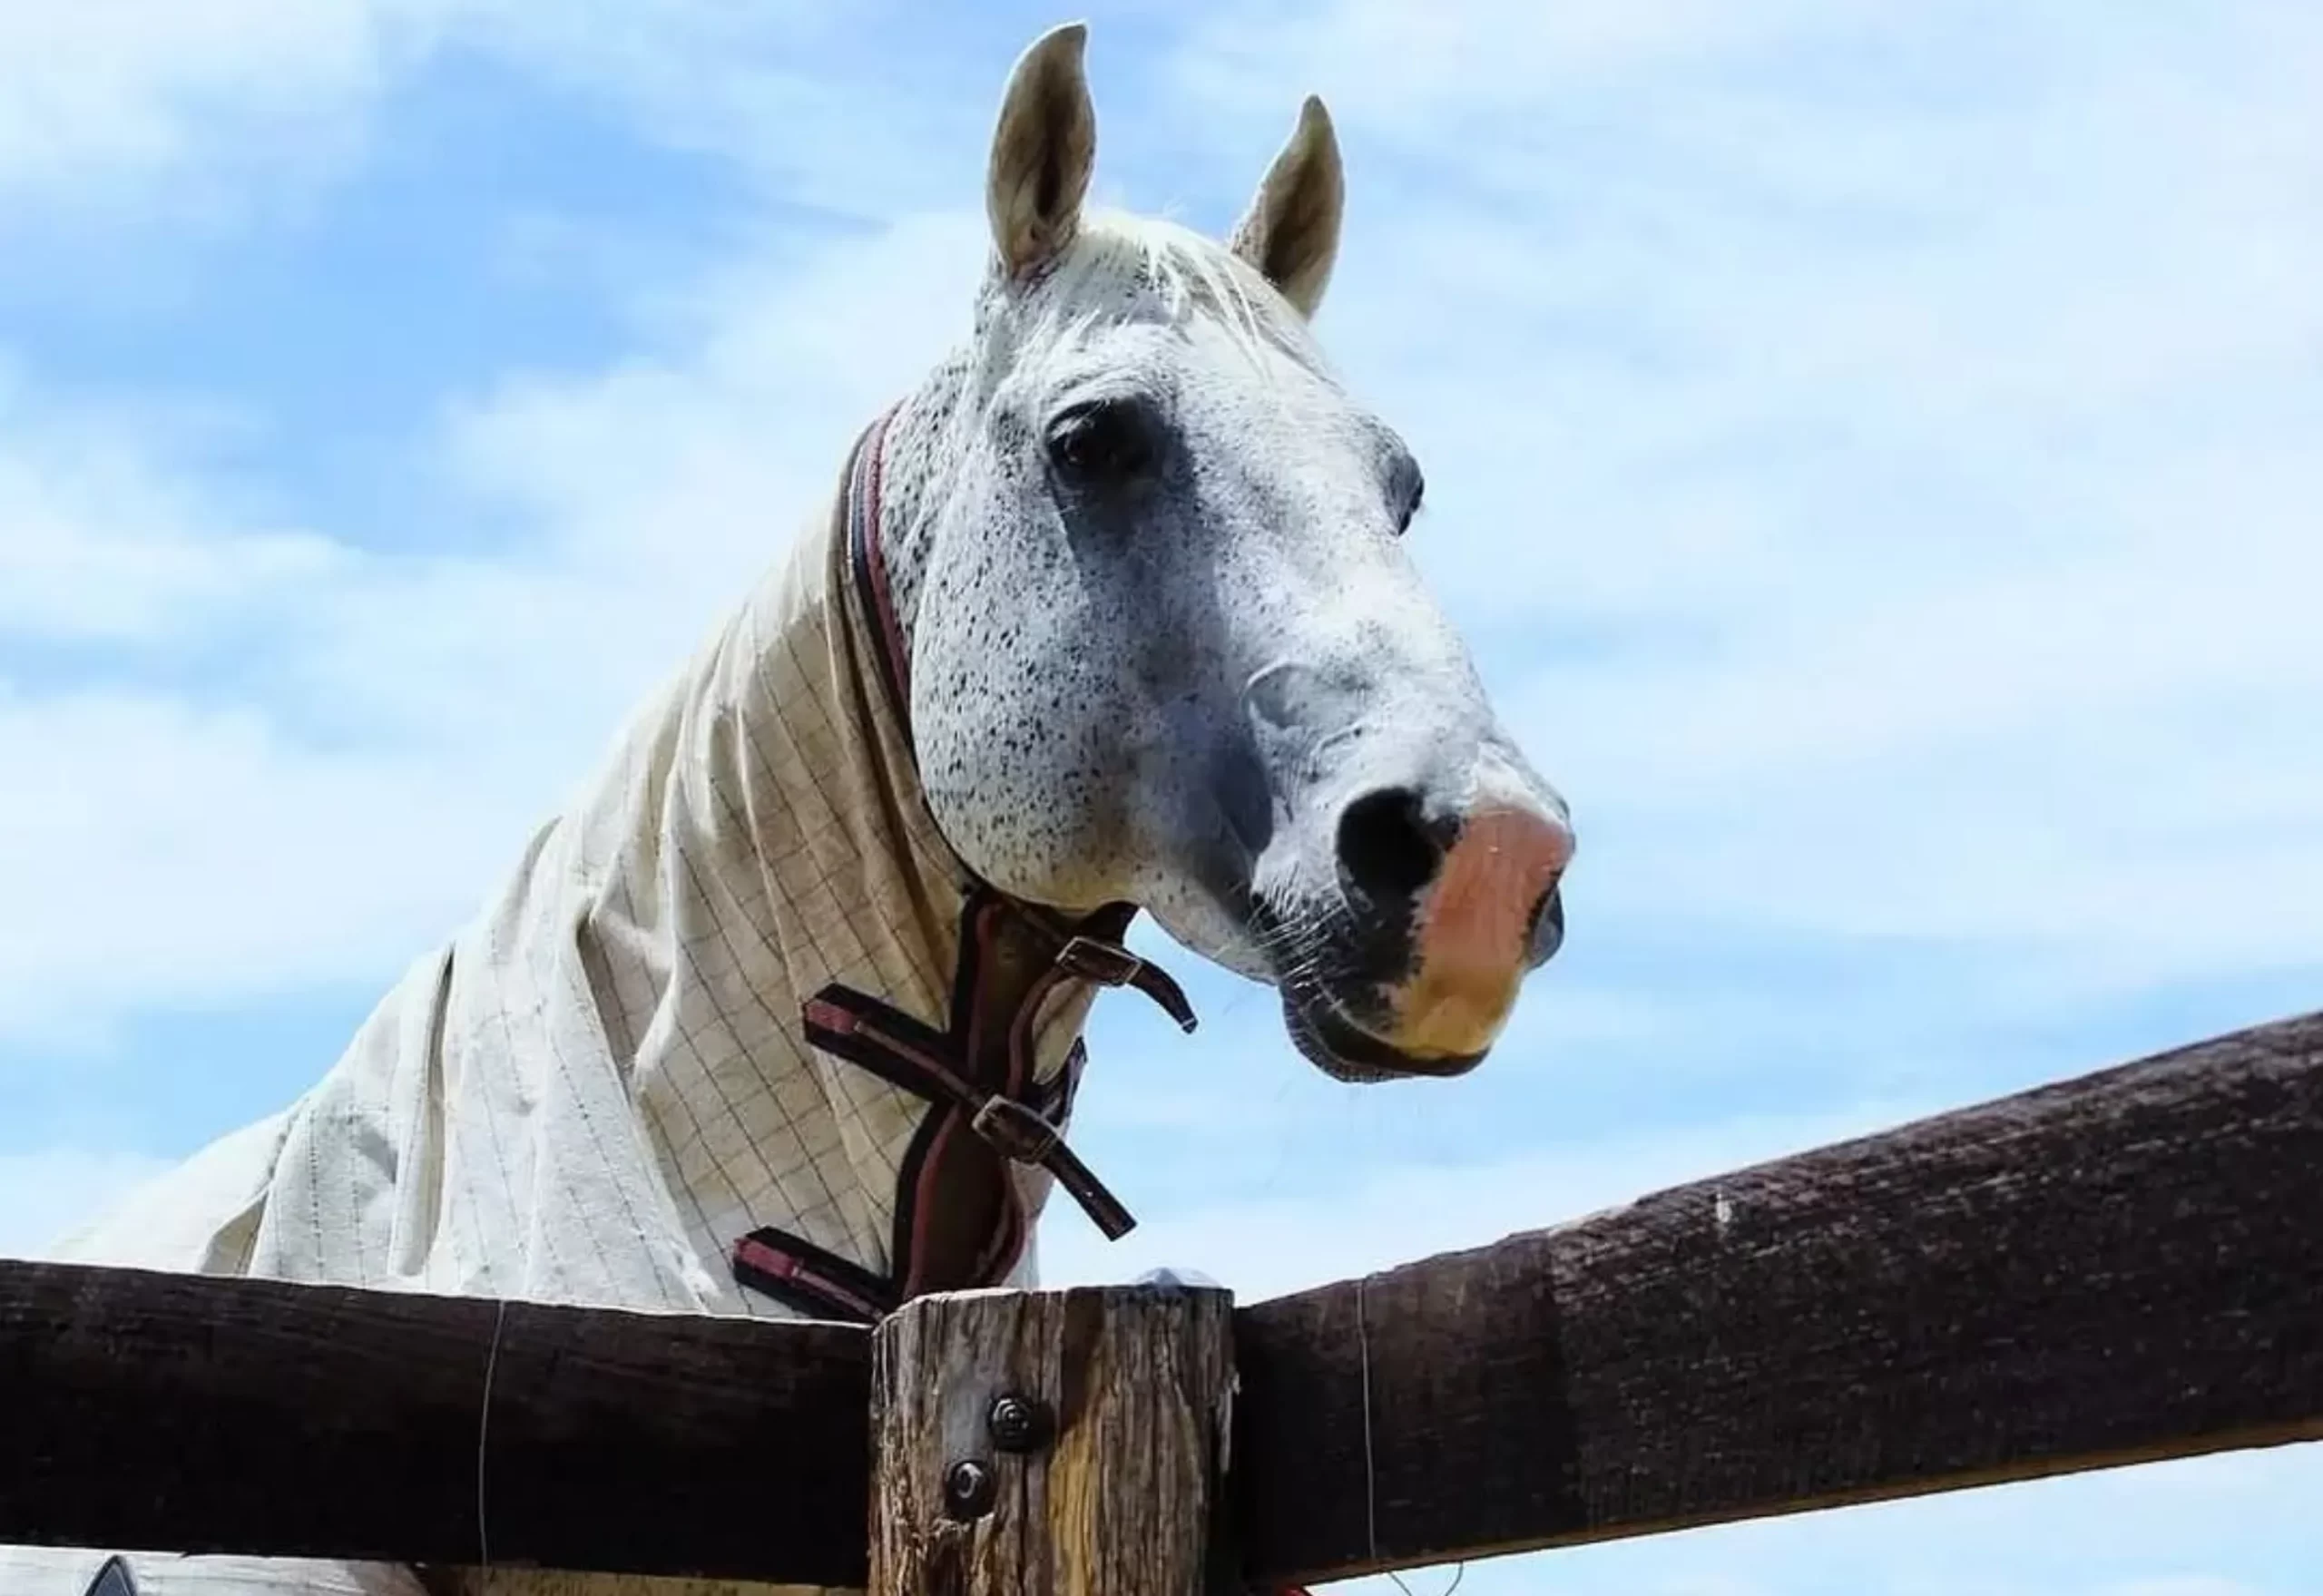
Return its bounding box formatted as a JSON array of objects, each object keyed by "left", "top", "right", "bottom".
[{"left": 877, "top": 23, "right": 1574, "bottom": 1084}]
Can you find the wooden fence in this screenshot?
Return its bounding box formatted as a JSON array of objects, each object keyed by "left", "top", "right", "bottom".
[{"left": 4, "top": 1005, "right": 2318, "bottom": 1591}]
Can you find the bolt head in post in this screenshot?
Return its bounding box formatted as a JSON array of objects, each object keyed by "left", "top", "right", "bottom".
[
  {"left": 986, "top": 1391, "right": 1054, "bottom": 1454},
  {"left": 942, "top": 1457, "right": 997, "bottom": 1522}
]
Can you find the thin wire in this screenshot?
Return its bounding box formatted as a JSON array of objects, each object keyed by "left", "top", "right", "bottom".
[
  {"left": 1357, "top": 1271, "right": 1377, "bottom": 1562},
  {"left": 1360, "top": 1273, "right": 1467, "bottom": 1596},
  {"left": 475, "top": 1295, "right": 510, "bottom": 1574},
  {"left": 1387, "top": 1565, "right": 1466, "bottom": 1596},
  {"left": 1394, "top": 1566, "right": 1466, "bottom": 1596}
]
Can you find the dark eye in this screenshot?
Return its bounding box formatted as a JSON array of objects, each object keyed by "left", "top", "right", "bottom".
[{"left": 1047, "top": 398, "right": 1157, "bottom": 485}]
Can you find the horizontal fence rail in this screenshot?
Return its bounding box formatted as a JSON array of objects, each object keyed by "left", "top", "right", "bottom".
[
  {"left": 3, "top": 1006, "right": 2318, "bottom": 1587},
  {"left": 0, "top": 1265, "right": 873, "bottom": 1584},
  {"left": 1233, "top": 1004, "right": 2323, "bottom": 1585}
]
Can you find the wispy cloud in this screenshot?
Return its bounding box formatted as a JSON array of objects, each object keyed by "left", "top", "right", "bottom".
[
  {"left": 0, "top": 1147, "right": 172, "bottom": 1258},
  {"left": 0, "top": 0, "right": 446, "bottom": 215},
  {"left": 1039, "top": 1097, "right": 1937, "bottom": 1299},
  {"left": 0, "top": 369, "right": 347, "bottom": 646},
  {"left": 1159, "top": 0, "right": 2323, "bottom": 1004},
  {"left": 0, "top": 5, "right": 2315, "bottom": 1591},
  {"left": 0, "top": 206, "right": 987, "bottom": 1044}
]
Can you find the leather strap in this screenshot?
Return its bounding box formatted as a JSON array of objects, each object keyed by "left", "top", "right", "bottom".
[{"left": 734, "top": 888, "right": 1193, "bottom": 1321}]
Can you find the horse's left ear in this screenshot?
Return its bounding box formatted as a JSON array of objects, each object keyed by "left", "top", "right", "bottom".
[{"left": 1228, "top": 95, "right": 1344, "bottom": 318}]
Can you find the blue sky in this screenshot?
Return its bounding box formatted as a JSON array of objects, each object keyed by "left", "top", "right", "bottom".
[{"left": 3, "top": 2, "right": 2319, "bottom": 1592}]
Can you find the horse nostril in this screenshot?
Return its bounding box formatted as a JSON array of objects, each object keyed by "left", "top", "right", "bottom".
[
  {"left": 1336, "top": 786, "right": 1442, "bottom": 902},
  {"left": 1528, "top": 884, "right": 1565, "bottom": 966}
]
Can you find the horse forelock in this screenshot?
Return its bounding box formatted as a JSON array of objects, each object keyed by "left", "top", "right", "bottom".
[{"left": 973, "top": 208, "right": 1328, "bottom": 388}]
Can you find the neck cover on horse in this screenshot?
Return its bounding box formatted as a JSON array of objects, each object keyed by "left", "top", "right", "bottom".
[
  {"left": 44, "top": 412, "right": 1189, "bottom": 1327},
  {"left": 731, "top": 410, "right": 1197, "bottom": 1319},
  {"left": 6, "top": 412, "right": 1196, "bottom": 1595}
]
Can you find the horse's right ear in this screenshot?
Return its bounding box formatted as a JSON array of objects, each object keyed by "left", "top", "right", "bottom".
[{"left": 986, "top": 22, "right": 1097, "bottom": 284}]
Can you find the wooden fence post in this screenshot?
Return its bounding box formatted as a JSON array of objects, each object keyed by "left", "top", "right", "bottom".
[{"left": 869, "top": 1282, "right": 1237, "bottom": 1595}]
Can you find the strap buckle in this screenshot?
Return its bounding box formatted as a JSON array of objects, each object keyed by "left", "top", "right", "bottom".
[
  {"left": 970, "top": 1094, "right": 1063, "bottom": 1163},
  {"left": 970, "top": 1092, "right": 1135, "bottom": 1241},
  {"left": 1057, "top": 935, "right": 1200, "bottom": 1034}
]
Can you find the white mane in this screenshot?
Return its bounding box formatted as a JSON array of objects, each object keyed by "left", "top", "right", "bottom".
[{"left": 994, "top": 208, "right": 1328, "bottom": 377}]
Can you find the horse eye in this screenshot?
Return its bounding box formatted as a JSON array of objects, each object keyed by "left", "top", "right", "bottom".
[{"left": 1048, "top": 399, "right": 1156, "bottom": 484}]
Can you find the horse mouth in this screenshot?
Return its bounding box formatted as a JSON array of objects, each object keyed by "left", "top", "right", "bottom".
[
  {"left": 1239, "top": 896, "right": 1489, "bottom": 1082},
  {"left": 1280, "top": 984, "right": 1488, "bottom": 1084}
]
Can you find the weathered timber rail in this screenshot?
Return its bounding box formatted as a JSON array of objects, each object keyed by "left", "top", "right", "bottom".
[
  {"left": 1236, "top": 1003, "right": 2323, "bottom": 1583},
  {"left": 3, "top": 1004, "right": 2318, "bottom": 1589}
]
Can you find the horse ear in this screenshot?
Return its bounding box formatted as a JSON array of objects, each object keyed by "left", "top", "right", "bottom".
[
  {"left": 986, "top": 22, "right": 1098, "bottom": 283},
  {"left": 1228, "top": 95, "right": 1344, "bottom": 318}
]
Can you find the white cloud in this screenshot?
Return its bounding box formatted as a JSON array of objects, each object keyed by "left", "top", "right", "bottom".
[
  {"left": 0, "top": 10, "right": 1041, "bottom": 1042},
  {"left": 5, "top": 0, "right": 2316, "bottom": 1042},
  {"left": 0, "top": 685, "right": 566, "bottom": 1049},
  {"left": 0, "top": 372, "right": 348, "bottom": 645},
  {"left": 0, "top": 0, "right": 937, "bottom": 230},
  {"left": 441, "top": 0, "right": 995, "bottom": 214},
  {"left": 0, "top": 1147, "right": 172, "bottom": 1258},
  {"left": 0, "top": 0, "right": 453, "bottom": 214},
  {"left": 1176, "top": 0, "right": 1875, "bottom": 128},
  {"left": 1155, "top": 0, "right": 2323, "bottom": 994},
  {"left": 1034, "top": 1097, "right": 1928, "bottom": 1299},
  {"left": 4, "top": 11, "right": 2317, "bottom": 1596},
  {"left": 0, "top": 201, "right": 1004, "bottom": 1045}
]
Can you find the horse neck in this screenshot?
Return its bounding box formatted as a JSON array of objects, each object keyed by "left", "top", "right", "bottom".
[{"left": 855, "top": 346, "right": 980, "bottom": 647}]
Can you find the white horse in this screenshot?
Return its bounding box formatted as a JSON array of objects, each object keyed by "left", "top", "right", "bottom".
[{"left": 5, "top": 22, "right": 1575, "bottom": 1596}]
